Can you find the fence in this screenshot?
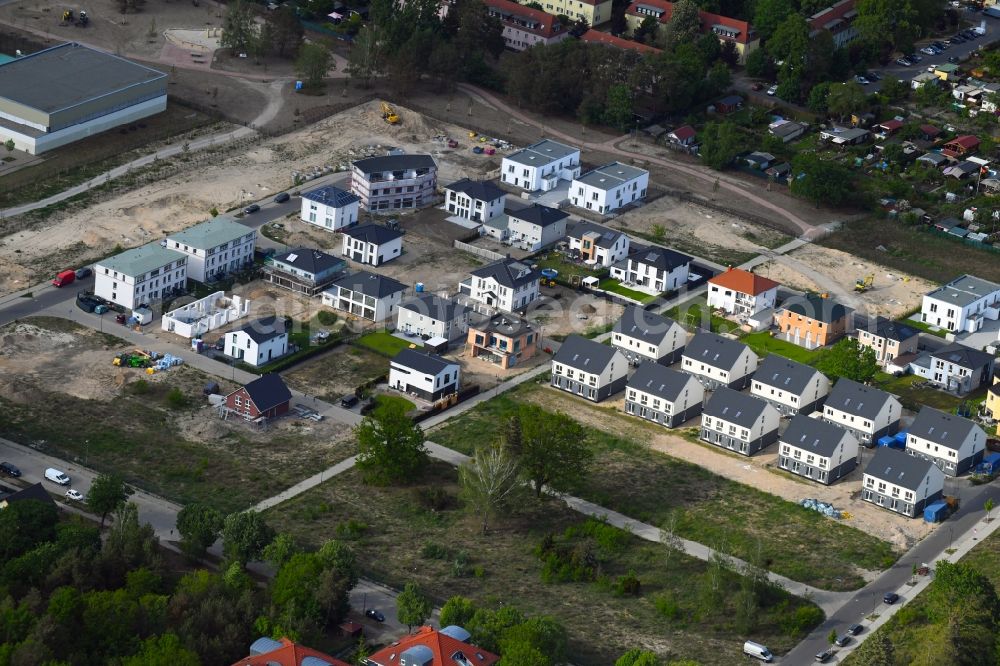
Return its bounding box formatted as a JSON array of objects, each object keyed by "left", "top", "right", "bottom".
[
  {"left": 454, "top": 240, "right": 508, "bottom": 262},
  {"left": 922, "top": 227, "right": 1000, "bottom": 254}
]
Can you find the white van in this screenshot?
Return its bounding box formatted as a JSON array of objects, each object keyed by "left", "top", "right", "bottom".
[
  {"left": 743, "top": 641, "right": 773, "bottom": 662},
  {"left": 44, "top": 468, "right": 70, "bottom": 485}
]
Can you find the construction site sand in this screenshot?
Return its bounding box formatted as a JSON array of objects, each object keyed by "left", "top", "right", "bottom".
[
  {"left": 761, "top": 245, "right": 937, "bottom": 320},
  {"left": 0, "top": 100, "right": 501, "bottom": 295}
]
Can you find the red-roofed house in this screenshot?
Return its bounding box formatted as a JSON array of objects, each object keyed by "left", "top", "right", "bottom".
[
  {"left": 366, "top": 626, "right": 500, "bottom": 666},
  {"left": 807, "top": 0, "right": 860, "bottom": 49},
  {"left": 623, "top": 0, "right": 758, "bottom": 63},
  {"left": 942, "top": 135, "right": 980, "bottom": 159},
  {"left": 667, "top": 124, "right": 697, "bottom": 145},
  {"left": 230, "top": 637, "right": 351, "bottom": 666},
  {"left": 875, "top": 119, "right": 903, "bottom": 138},
  {"left": 580, "top": 29, "right": 662, "bottom": 54},
  {"left": 919, "top": 124, "right": 941, "bottom": 141},
  {"left": 707, "top": 267, "right": 780, "bottom": 317},
  {"left": 485, "top": 0, "right": 570, "bottom": 51}
]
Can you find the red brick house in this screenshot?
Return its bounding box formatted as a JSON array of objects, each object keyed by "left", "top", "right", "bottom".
[
  {"left": 225, "top": 374, "right": 292, "bottom": 421},
  {"left": 230, "top": 637, "right": 350, "bottom": 666}
]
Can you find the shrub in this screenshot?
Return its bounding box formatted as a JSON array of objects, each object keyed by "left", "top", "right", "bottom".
[
  {"left": 613, "top": 570, "right": 641, "bottom": 597},
  {"left": 129, "top": 380, "right": 150, "bottom": 395},
  {"left": 421, "top": 542, "right": 453, "bottom": 560},
  {"left": 415, "top": 486, "right": 455, "bottom": 511},
  {"left": 779, "top": 604, "right": 825, "bottom": 638},
  {"left": 317, "top": 310, "right": 338, "bottom": 326},
  {"left": 654, "top": 593, "right": 681, "bottom": 620},
  {"left": 334, "top": 519, "right": 368, "bottom": 539},
  {"left": 166, "top": 387, "right": 189, "bottom": 409}
]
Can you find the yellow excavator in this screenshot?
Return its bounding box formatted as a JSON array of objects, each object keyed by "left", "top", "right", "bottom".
[
  {"left": 854, "top": 274, "right": 874, "bottom": 292},
  {"left": 381, "top": 102, "right": 399, "bottom": 125}
]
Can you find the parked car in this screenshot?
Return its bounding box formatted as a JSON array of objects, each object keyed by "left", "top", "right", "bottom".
[
  {"left": 766, "top": 84, "right": 778, "bottom": 96},
  {"left": 273, "top": 192, "right": 290, "bottom": 203},
  {"left": 933, "top": 41, "right": 949, "bottom": 50},
  {"left": 847, "top": 623, "right": 864, "bottom": 636},
  {"left": 921, "top": 46, "right": 937, "bottom": 55},
  {"left": 365, "top": 609, "right": 385, "bottom": 622},
  {"left": 948, "top": 55, "right": 960, "bottom": 63},
  {"left": 0, "top": 462, "right": 21, "bottom": 477},
  {"left": 75, "top": 267, "right": 92, "bottom": 279},
  {"left": 884, "top": 592, "right": 900, "bottom": 604},
  {"left": 751, "top": 82, "right": 763, "bottom": 91},
  {"left": 834, "top": 635, "right": 851, "bottom": 647},
  {"left": 815, "top": 650, "right": 832, "bottom": 663},
  {"left": 895, "top": 57, "right": 912, "bottom": 66},
  {"left": 65, "top": 489, "right": 84, "bottom": 501},
  {"left": 866, "top": 71, "right": 881, "bottom": 81},
  {"left": 854, "top": 75, "right": 870, "bottom": 85},
  {"left": 44, "top": 468, "right": 70, "bottom": 485},
  {"left": 908, "top": 53, "right": 922, "bottom": 62},
  {"left": 243, "top": 204, "right": 260, "bottom": 214},
  {"left": 340, "top": 394, "right": 359, "bottom": 408}
]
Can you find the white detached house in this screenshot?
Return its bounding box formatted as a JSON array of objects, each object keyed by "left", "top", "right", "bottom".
[
  {"left": 699, "top": 388, "right": 780, "bottom": 456},
  {"left": 341, "top": 223, "right": 404, "bottom": 266},
  {"left": 863, "top": 448, "right": 945, "bottom": 519},
  {"left": 750, "top": 354, "right": 830, "bottom": 417},
  {"left": 569, "top": 162, "right": 649, "bottom": 214},
  {"left": 226, "top": 317, "right": 289, "bottom": 367},
  {"left": 778, "top": 414, "right": 859, "bottom": 485},
  {"left": 681, "top": 332, "right": 759, "bottom": 390},
  {"left": 920, "top": 274, "right": 1000, "bottom": 333},
  {"left": 822, "top": 378, "right": 901, "bottom": 445},
  {"left": 443, "top": 178, "right": 506, "bottom": 222},
  {"left": 609, "top": 245, "right": 692, "bottom": 296},
  {"left": 611, "top": 305, "right": 686, "bottom": 365},
  {"left": 506, "top": 204, "right": 569, "bottom": 251},
  {"left": 500, "top": 139, "right": 581, "bottom": 192},
  {"left": 300, "top": 185, "right": 361, "bottom": 231},
  {"left": 906, "top": 407, "right": 986, "bottom": 476},
  {"left": 461, "top": 258, "right": 540, "bottom": 313},
  {"left": 566, "top": 220, "right": 630, "bottom": 267},
  {"left": 389, "top": 348, "right": 460, "bottom": 402},
  {"left": 706, "top": 267, "right": 780, "bottom": 317}
]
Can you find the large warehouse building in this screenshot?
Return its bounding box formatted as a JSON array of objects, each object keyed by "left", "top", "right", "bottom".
[{"left": 0, "top": 42, "right": 167, "bottom": 154}]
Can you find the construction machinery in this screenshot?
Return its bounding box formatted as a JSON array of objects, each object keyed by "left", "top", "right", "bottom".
[
  {"left": 854, "top": 274, "right": 874, "bottom": 292},
  {"left": 61, "top": 9, "right": 88, "bottom": 26},
  {"left": 380, "top": 102, "right": 399, "bottom": 125}
]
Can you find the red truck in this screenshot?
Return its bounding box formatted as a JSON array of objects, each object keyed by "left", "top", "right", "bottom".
[{"left": 52, "top": 270, "right": 76, "bottom": 287}]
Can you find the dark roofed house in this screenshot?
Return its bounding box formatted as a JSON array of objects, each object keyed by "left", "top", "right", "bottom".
[
  {"left": 906, "top": 407, "right": 986, "bottom": 476},
  {"left": 507, "top": 203, "right": 570, "bottom": 250},
  {"left": 566, "top": 219, "right": 631, "bottom": 267},
  {"left": 862, "top": 448, "right": 944, "bottom": 518},
  {"left": 750, "top": 354, "right": 830, "bottom": 416},
  {"left": 264, "top": 248, "right": 346, "bottom": 295},
  {"left": 462, "top": 258, "right": 541, "bottom": 313},
  {"left": 856, "top": 317, "right": 920, "bottom": 368},
  {"left": 612, "top": 305, "right": 687, "bottom": 365},
  {"left": 341, "top": 223, "right": 404, "bottom": 266},
  {"left": 822, "top": 378, "right": 901, "bottom": 445},
  {"left": 715, "top": 95, "right": 743, "bottom": 113},
  {"left": 775, "top": 293, "right": 853, "bottom": 349},
  {"left": 397, "top": 293, "right": 470, "bottom": 340},
  {"left": 389, "top": 348, "right": 460, "bottom": 402},
  {"left": 625, "top": 362, "right": 705, "bottom": 427},
  {"left": 608, "top": 245, "right": 693, "bottom": 297},
  {"left": 226, "top": 316, "right": 289, "bottom": 367},
  {"left": 0, "top": 482, "right": 56, "bottom": 509},
  {"left": 551, "top": 334, "right": 629, "bottom": 402},
  {"left": 681, "top": 331, "right": 759, "bottom": 390},
  {"left": 444, "top": 178, "right": 507, "bottom": 222},
  {"left": 700, "top": 387, "right": 780, "bottom": 456},
  {"left": 915, "top": 342, "right": 997, "bottom": 395},
  {"left": 778, "top": 414, "right": 859, "bottom": 485},
  {"left": 225, "top": 374, "right": 292, "bottom": 422},
  {"left": 322, "top": 270, "right": 408, "bottom": 322}
]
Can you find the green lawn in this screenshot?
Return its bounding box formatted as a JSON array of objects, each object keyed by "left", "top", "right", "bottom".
[
  {"left": 264, "top": 463, "right": 823, "bottom": 666},
  {"left": 355, "top": 330, "right": 422, "bottom": 357},
  {"left": 533, "top": 253, "right": 608, "bottom": 287},
  {"left": 373, "top": 393, "right": 415, "bottom": 414},
  {"left": 429, "top": 385, "right": 898, "bottom": 591},
  {"left": 597, "top": 278, "right": 657, "bottom": 303},
  {"left": 663, "top": 298, "right": 744, "bottom": 336},
  {"left": 902, "top": 317, "right": 948, "bottom": 338},
  {"left": 872, "top": 372, "right": 984, "bottom": 413},
  {"left": 741, "top": 331, "right": 826, "bottom": 365}
]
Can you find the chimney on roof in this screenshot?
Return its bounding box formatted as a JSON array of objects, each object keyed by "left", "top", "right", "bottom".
[{"left": 727, "top": 266, "right": 733, "bottom": 271}]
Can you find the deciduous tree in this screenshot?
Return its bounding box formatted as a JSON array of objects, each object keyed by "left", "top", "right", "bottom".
[
  {"left": 355, "top": 402, "right": 427, "bottom": 485},
  {"left": 221, "top": 0, "right": 259, "bottom": 56},
  {"left": 296, "top": 42, "right": 334, "bottom": 90},
  {"left": 121, "top": 633, "right": 200, "bottom": 666},
  {"left": 616, "top": 649, "right": 662, "bottom": 666},
  {"left": 176, "top": 504, "right": 224, "bottom": 560},
  {"left": 815, "top": 337, "right": 879, "bottom": 382},
  {"left": 826, "top": 82, "right": 867, "bottom": 121},
  {"left": 460, "top": 442, "right": 522, "bottom": 534},
  {"left": 699, "top": 121, "right": 746, "bottom": 170},
  {"left": 516, "top": 404, "right": 592, "bottom": 497},
  {"left": 662, "top": 0, "right": 701, "bottom": 50},
  {"left": 396, "top": 583, "right": 432, "bottom": 632},
  {"left": 347, "top": 26, "right": 382, "bottom": 88},
  {"left": 87, "top": 473, "right": 134, "bottom": 529},
  {"left": 440, "top": 596, "right": 477, "bottom": 628},
  {"left": 266, "top": 6, "right": 304, "bottom": 57},
  {"left": 221, "top": 512, "right": 275, "bottom": 566},
  {"left": 753, "top": 0, "right": 793, "bottom": 41}
]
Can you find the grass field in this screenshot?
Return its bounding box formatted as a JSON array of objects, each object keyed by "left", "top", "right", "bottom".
[
  {"left": 663, "top": 298, "right": 744, "bottom": 336},
  {"left": 373, "top": 393, "right": 415, "bottom": 413},
  {"left": 429, "top": 385, "right": 898, "bottom": 591},
  {"left": 264, "top": 462, "right": 823, "bottom": 666},
  {"left": 533, "top": 254, "right": 608, "bottom": 286},
  {"left": 741, "top": 331, "right": 826, "bottom": 365},
  {"left": 355, "top": 330, "right": 422, "bottom": 357},
  {"left": 872, "top": 372, "right": 984, "bottom": 413},
  {"left": 282, "top": 345, "right": 388, "bottom": 402},
  {"left": 819, "top": 217, "right": 1000, "bottom": 284},
  {"left": 597, "top": 278, "right": 657, "bottom": 303},
  {"left": 902, "top": 317, "right": 948, "bottom": 338}
]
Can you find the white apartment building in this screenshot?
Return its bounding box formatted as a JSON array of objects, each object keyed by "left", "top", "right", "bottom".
[
  {"left": 569, "top": 162, "right": 649, "bottom": 214},
  {"left": 165, "top": 215, "right": 256, "bottom": 283},
  {"left": 300, "top": 185, "right": 361, "bottom": 231},
  {"left": 94, "top": 242, "right": 187, "bottom": 310},
  {"left": 921, "top": 274, "right": 1000, "bottom": 333},
  {"left": 500, "top": 139, "right": 580, "bottom": 192}
]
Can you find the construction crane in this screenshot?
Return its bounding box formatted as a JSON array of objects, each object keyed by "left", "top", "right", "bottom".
[
  {"left": 854, "top": 274, "right": 874, "bottom": 292},
  {"left": 380, "top": 102, "right": 399, "bottom": 125}
]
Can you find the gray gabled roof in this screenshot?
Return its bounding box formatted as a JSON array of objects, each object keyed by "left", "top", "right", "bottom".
[
  {"left": 780, "top": 414, "right": 856, "bottom": 457},
  {"left": 445, "top": 178, "right": 505, "bottom": 202},
  {"left": 871, "top": 317, "right": 919, "bottom": 342},
  {"left": 627, "top": 362, "right": 694, "bottom": 402},
  {"left": 167, "top": 215, "right": 251, "bottom": 250},
  {"left": 908, "top": 407, "right": 981, "bottom": 450},
  {"left": 399, "top": 293, "right": 467, "bottom": 322},
  {"left": 470, "top": 258, "right": 539, "bottom": 289},
  {"left": 504, "top": 139, "right": 579, "bottom": 168},
  {"left": 826, "top": 378, "right": 896, "bottom": 420},
  {"left": 302, "top": 185, "right": 360, "bottom": 207},
  {"left": 567, "top": 220, "right": 625, "bottom": 248},
  {"left": 629, "top": 245, "right": 692, "bottom": 272},
  {"left": 352, "top": 154, "right": 436, "bottom": 174},
  {"left": 272, "top": 248, "right": 344, "bottom": 274},
  {"left": 683, "top": 332, "right": 753, "bottom": 371},
  {"left": 754, "top": 354, "right": 822, "bottom": 395},
  {"left": 552, "top": 334, "right": 622, "bottom": 372},
  {"left": 864, "top": 447, "right": 937, "bottom": 491},
  {"left": 330, "top": 270, "right": 407, "bottom": 299},
  {"left": 392, "top": 348, "right": 456, "bottom": 375},
  {"left": 509, "top": 203, "right": 569, "bottom": 228},
  {"left": 235, "top": 316, "right": 287, "bottom": 344},
  {"left": 342, "top": 223, "right": 403, "bottom": 245},
  {"left": 780, "top": 294, "right": 852, "bottom": 324},
  {"left": 613, "top": 305, "right": 679, "bottom": 345},
  {"left": 931, "top": 342, "right": 995, "bottom": 370},
  {"left": 237, "top": 373, "right": 292, "bottom": 412},
  {"left": 702, "top": 387, "right": 771, "bottom": 428}
]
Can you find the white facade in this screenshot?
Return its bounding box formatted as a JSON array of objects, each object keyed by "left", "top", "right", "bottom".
[
  {"left": 396, "top": 297, "right": 470, "bottom": 340},
  {"left": 506, "top": 211, "right": 568, "bottom": 251},
  {"left": 907, "top": 410, "right": 986, "bottom": 476},
  {"left": 341, "top": 232, "right": 403, "bottom": 266},
  {"left": 567, "top": 222, "right": 629, "bottom": 267},
  {"left": 707, "top": 282, "right": 778, "bottom": 316},
  {"left": 165, "top": 218, "right": 256, "bottom": 283},
  {"left": 389, "top": 354, "right": 460, "bottom": 402},
  {"left": 569, "top": 162, "right": 649, "bottom": 214},
  {"left": 300, "top": 186, "right": 360, "bottom": 231},
  {"left": 625, "top": 375, "right": 703, "bottom": 421},
  {"left": 321, "top": 275, "right": 406, "bottom": 323},
  {"left": 464, "top": 260, "right": 540, "bottom": 313},
  {"left": 751, "top": 370, "right": 830, "bottom": 414},
  {"left": 778, "top": 429, "right": 859, "bottom": 484},
  {"left": 823, "top": 397, "right": 901, "bottom": 441},
  {"left": 161, "top": 291, "right": 250, "bottom": 339},
  {"left": 94, "top": 244, "right": 187, "bottom": 310},
  {"left": 680, "top": 345, "right": 758, "bottom": 389},
  {"left": 920, "top": 274, "right": 1000, "bottom": 333},
  {"left": 443, "top": 183, "right": 506, "bottom": 222},
  {"left": 701, "top": 406, "right": 780, "bottom": 448},
  {"left": 611, "top": 320, "right": 685, "bottom": 364},
  {"left": 226, "top": 328, "right": 288, "bottom": 367},
  {"left": 500, "top": 139, "right": 581, "bottom": 192},
  {"left": 609, "top": 251, "right": 690, "bottom": 296}
]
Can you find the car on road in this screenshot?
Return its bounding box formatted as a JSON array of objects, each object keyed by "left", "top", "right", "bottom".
[
  {"left": 365, "top": 609, "right": 385, "bottom": 622},
  {"left": 75, "top": 267, "right": 92, "bottom": 279},
  {"left": 815, "top": 650, "right": 833, "bottom": 663},
  {"left": 854, "top": 75, "right": 870, "bottom": 85},
  {"left": 243, "top": 204, "right": 261, "bottom": 214},
  {"left": 834, "top": 634, "right": 852, "bottom": 647},
  {"left": 273, "top": 192, "right": 290, "bottom": 203},
  {"left": 750, "top": 82, "right": 763, "bottom": 91},
  {"left": 0, "top": 462, "right": 21, "bottom": 477},
  {"left": 65, "top": 489, "right": 84, "bottom": 501},
  {"left": 908, "top": 53, "right": 922, "bottom": 62},
  {"left": 948, "top": 55, "right": 960, "bottom": 63},
  {"left": 866, "top": 71, "right": 881, "bottom": 81},
  {"left": 895, "top": 57, "right": 912, "bottom": 66},
  {"left": 921, "top": 46, "right": 938, "bottom": 55},
  {"left": 884, "top": 592, "right": 900, "bottom": 604},
  {"left": 766, "top": 84, "right": 778, "bottom": 96},
  {"left": 847, "top": 623, "right": 864, "bottom": 636}
]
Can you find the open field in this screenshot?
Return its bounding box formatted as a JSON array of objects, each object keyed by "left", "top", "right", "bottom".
[
  {"left": 264, "top": 462, "right": 823, "bottom": 666},
  {"left": 741, "top": 330, "right": 827, "bottom": 365},
  {"left": 0, "top": 316, "right": 354, "bottom": 512},
  {"left": 872, "top": 372, "right": 986, "bottom": 414},
  {"left": 282, "top": 344, "right": 388, "bottom": 402},
  {"left": 429, "top": 383, "right": 904, "bottom": 591},
  {"left": 821, "top": 216, "right": 1000, "bottom": 284}
]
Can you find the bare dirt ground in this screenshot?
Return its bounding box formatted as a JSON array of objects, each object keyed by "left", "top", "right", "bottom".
[
  {"left": 530, "top": 385, "right": 933, "bottom": 550},
  {"left": 282, "top": 345, "right": 388, "bottom": 401},
  {"left": 0, "top": 100, "right": 504, "bottom": 296},
  {"left": 447, "top": 339, "right": 550, "bottom": 391},
  {"left": 759, "top": 244, "right": 937, "bottom": 320},
  {"left": 525, "top": 285, "right": 624, "bottom": 339}
]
